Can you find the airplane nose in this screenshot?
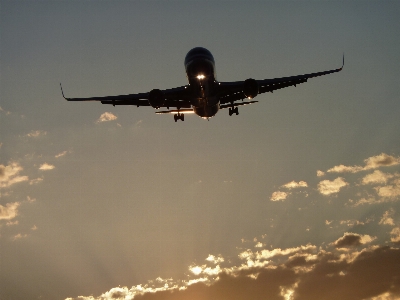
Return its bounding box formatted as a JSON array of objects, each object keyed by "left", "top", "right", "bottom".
[{"left": 186, "top": 59, "right": 213, "bottom": 78}]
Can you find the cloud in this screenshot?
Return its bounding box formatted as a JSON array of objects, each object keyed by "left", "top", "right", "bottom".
[
  {"left": 96, "top": 112, "right": 117, "bottom": 123},
  {"left": 25, "top": 130, "right": 47, "bottom": 137},
  {"left": 6, "top": 220, "right": 19, "bottom": 226},
  {"left": 205, "top": 255, "right": 224, "bottom": 264},
  {"left": 270, "top": 191, "right": 288, "bottom": 201},
  {"left": 273, "top": 154, "right": 400, "bottom": 206},
  {"left": 0, "top": 162, "right": 29, "bottom": 189},
  {"left": 67, "top": 243, "right": 400, "bottom": 300},
  {"left": 26, "top": 196, "right": 36, "bottom": 203},
  {"left": 270, "top": 181, "right": 308, "bottom": 201},
  {"left": 0, "top": 106, "right": 11, "bottom": 115},
  {"left": 318, "top": 177, "right": 348, "bottom": 195},
  {"left": 327, "top": 153, "right": 400, "bottom": 174},
  {"left": 333, "top": 232, "right": 376, "bottom": 249},
  {"left": 350, "top": 196, "right": 391, "bottom": 207},
  {"left": 327, "top": 164, "right": 364, "bottom": 173},
  {"left": 390, "top": 228, "right": 400, "bottom": 243},
  {"left": 39, "top": 163, "right": 55, "bottom": 171},
  {"left": 202, "top": 265, "right": 222, "bottom": 276},
  {"left": 0, "top": 202, "right": 20, "bottom": 220},
  {"left": 339, "top": 219, "right": 369, "bottom": 227},
  {"left": 12, "top": 233, "right": 27, "bottom": 241},
  {"left": 375, "top": 178, "right": 400, "bottom": 198},
  {"left": 255, "top": 244, "right": 317, "bottom": 260},
  {"left": 29, "top": 177, "right": 43, "bottom": 185},
  {"left": 281, "top": 181, "right": 308, "bottom": 189},
  {"left": 362, "top": 170, "right": 394, "bottom": 185},
  {"left": 189, "top": 265, "right": 203, "bottom": 275},
  {"left": 379, "top": 209, "right": 395, "bottom": 226},
  {"left": 365, "top": 154, "right": 400, "bottom": 169},
  {"left": 55, "top": 150, "right": 68, "bottom": 158}
]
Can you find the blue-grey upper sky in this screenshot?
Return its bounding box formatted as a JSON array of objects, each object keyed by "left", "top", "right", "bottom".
[{"left": 1, "top": 1, "right": 400, "bottom": 300}]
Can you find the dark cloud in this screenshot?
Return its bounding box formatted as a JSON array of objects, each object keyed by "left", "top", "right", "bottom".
[
  {"left": 334, "top": 233, "right": 363, "bottom": 248},
  {"left": 294, "top": 246, "right": 400, "bottom": 300},
  {"left": 365, "top": 153, "right": 400, "bottom": 168},
  {"left": 333, "top": 233, "right": 376, "bottom": 249},
  {"left": 111, "top": 291, "right": 125, "bottom": 299}
]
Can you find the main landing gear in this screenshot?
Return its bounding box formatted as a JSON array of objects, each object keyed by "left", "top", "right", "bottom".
[
  {"left": 229, "top": 107, "right": 239, "bottom": 116},
  {"left": 174, "top": 113, "right": 184, "bottom": 122}
]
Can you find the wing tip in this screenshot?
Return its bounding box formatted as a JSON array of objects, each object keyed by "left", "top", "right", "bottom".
[
  {"left": 60, "top": 83, "right": 68, "bottom": 100},
  {"left": 340, "top": 53, "right": 344, "bottom": 70}
]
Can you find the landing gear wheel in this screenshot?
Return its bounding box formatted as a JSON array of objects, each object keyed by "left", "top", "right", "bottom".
[
  {"left": 174, "top": 113, "right": 184, "bottom": 122},
  {"left": 229, "top": 107, "right": 239, "bottom": 116}
]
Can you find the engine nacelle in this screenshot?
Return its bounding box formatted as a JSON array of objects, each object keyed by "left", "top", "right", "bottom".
[
  {"left": 243, "top": 78, "right": 259, "bottom": 99},
  {"left": 148, "top": 89, "right": 165, "bottom": 109}
]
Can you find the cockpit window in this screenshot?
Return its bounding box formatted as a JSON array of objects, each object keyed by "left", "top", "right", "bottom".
[
  {"left": 184, "top": 47, "right": 214, "bottom": 66},
  {"left": 187, "top": 60, "right": 213, "bottom": 77}
]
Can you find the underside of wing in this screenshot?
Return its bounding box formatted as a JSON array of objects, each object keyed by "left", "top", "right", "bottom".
[
  {"left": 218, "top": 56, "right": 344, "bottom": 105},
  {"left": 60, "top": 84, "right": 191, "bottom": 109}
]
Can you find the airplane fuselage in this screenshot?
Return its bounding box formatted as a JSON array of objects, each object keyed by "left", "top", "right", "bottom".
[{"left": 184, "top": 47, "right": 220, "bottom": 118}]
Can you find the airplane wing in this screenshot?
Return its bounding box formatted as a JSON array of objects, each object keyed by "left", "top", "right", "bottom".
[
  {"left": 218, "top": 56, "right": 344, "bottom": 105},
  {"left": 60, "top": 84, "right": 192, "bottom": 109}
]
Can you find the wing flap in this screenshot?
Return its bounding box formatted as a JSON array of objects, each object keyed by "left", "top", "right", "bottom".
[
  {"left": 155, "top": 109, "right": 194, "bottom": 114},
  {"left": 220, "top": 101, "right": 258, "bottom": 109}
]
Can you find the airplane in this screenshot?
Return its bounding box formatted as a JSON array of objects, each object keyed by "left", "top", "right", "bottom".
[{"left": 61, "top": 47, "right": 343, "bottom": 122}]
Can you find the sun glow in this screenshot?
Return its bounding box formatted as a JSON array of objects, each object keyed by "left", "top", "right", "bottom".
[{"left": 190, "top": 265, "right": 203, "bottom": 275}]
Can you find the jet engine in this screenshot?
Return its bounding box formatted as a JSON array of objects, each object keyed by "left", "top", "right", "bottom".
[
  {"left": 148, "top": 89, "right": 165, "bottom": 109},
  {"left": 243, "top": 78, "right": 259, "bottom": 99}
]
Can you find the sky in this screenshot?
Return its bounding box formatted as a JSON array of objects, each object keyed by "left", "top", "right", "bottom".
[{"left": 1, "top": 1, "right": 400, "bottom": 299}]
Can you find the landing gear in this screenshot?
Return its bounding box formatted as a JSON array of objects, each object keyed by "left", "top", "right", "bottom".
[
  {"left": 174, "top": 113, "right": 184, "bottom": 122},
  {"left": 228, "top": 107, "right": 239, "bottom": 116}
]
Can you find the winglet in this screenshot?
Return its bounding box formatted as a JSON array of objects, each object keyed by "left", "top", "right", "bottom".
[
  {"left": 60, "top": 83, "right": 68, "bottom": 100},
  {"left": 341, "top": 53, "right": 345, "bottom": 70}
]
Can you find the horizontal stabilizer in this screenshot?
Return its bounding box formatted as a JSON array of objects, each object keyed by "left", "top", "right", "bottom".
[{"left": 220, "top": 100, "right": 258, "bottom": 109}]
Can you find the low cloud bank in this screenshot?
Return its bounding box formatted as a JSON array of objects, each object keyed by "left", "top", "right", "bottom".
[{"left": 66, "top": 236, "right": 400, "bottom": 300}]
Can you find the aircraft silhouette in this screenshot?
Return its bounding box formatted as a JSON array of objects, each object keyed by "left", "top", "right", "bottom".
[{"left": 61, "top": 47, "right": 343, "bottom": 122}]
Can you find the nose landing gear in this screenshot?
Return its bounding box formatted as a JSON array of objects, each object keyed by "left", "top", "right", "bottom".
[{"left": 228, "top": 107, "right": 239, "bottom": 116}]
